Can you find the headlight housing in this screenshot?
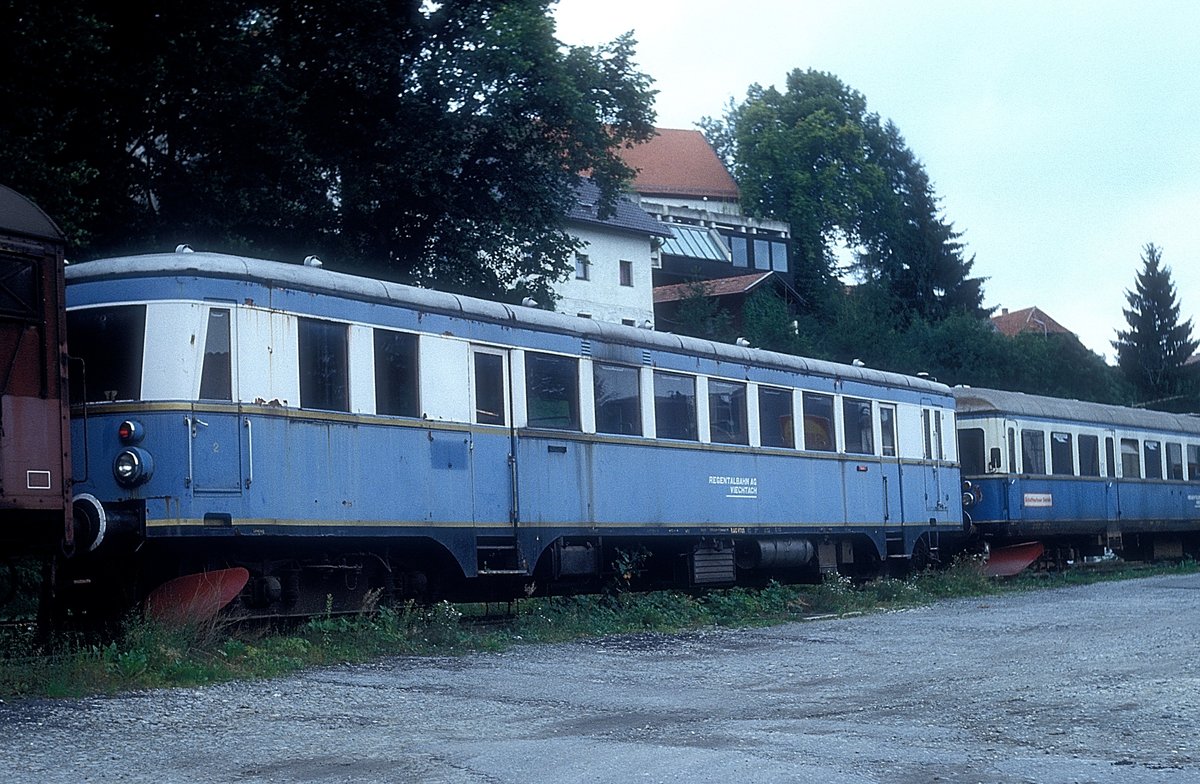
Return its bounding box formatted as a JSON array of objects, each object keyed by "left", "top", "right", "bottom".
[{"left": 113, "top": 447, "right": 154, "bottom": 488}]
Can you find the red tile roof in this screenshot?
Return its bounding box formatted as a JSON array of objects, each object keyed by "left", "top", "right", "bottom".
[
  {"left": 991, "top": 306, "right": 1072, "bottom": 337},
  {"left": 621, "top": 128, "right": 740, "bottom": 201},
  {"left": 653, "top": 272, "right": 776, "bottom": 303}
]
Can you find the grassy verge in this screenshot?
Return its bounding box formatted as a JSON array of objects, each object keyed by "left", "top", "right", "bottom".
[{"left": 2, "top": 558, "right": 1196, "bottom": 699}]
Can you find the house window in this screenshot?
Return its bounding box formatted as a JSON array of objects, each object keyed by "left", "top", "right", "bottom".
[
  {"left": 574, "top": 253, "right": 590, "bottom": 281},
  {"left": 654, "top": 371, "right": 696, "bottom": 441},
  {"left": 594, "top": 363, "right": 641, "bottom": 436},
  {"left": 373, "top": 329, "right": 419, "bottom": 417},
  {"left": 708, "top": 379, "right": 748, "bottom": 445},
  {"left": 298, "top": 318, "right": 349, "bottom": 412},
  {"left": 728, "top": 235, "right": 749, "bottom": 268},
  {"left": 525, "top": 352, "right": 579, "bottom": 431},
  {"left": 619, "top": 260, "right": 633, "bottom": 287},
  {"left": 758, "top": 386, "right": 793, "bottom": 448},
  {"left": 199, "top": 308, "right": 232, "bottom": 401}
]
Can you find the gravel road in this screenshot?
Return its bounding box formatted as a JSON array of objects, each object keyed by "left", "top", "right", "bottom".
[{"left": 3, "top": 573, "right": 1199, "bottom": 783}]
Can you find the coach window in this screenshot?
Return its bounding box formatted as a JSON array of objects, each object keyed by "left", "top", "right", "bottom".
[
  {"left": 709, "top": 379, "right": 748, "bottom": 445},
  {"left": 1021, "top": 430, "right": 1046, "bottom": 474},
  {"left": 1143, "top": 440, "right": 1163, "bottom": 480},
  {"left": 842, "top": 397, "right": 874, "bottom": 455},
  {"left": 922, "top": 410, "right": 945, "bottom": 461},
  {"left": 654, "top": 371, "right": 697, "bottom": 441},
  {"left": 1007, "top": 428, "right": 1017, "bottom": 474},
  {"left": 1078, "top": 434, "right": 1101, "bottom": 477},
  {"left": 198, "top": 308, "right": 232, "bottom": 401},
  {"left": 1050, "top": 432, "right": 1073, "bottom": 476},
  {"left": 594, "top": 363, "right": 641, "bottom": 436},
  {"left": 525, "top": 352, "right": 579, "bottom": 431},
  {"left": 473, "top": 351, "right": 507, "bottom": 425},
  {"left": 1105, "top": 437, "right": 1116, "bottom": 478},
  {"left": 802, "top": 392, "right": 835, "bottom": 452},
  {"left": 1167, "top": 442, "right": 1185, "bottom": 481},
  {"left": 1120, "top": 438, "right": 1140, "bottom": 478},
  {"left": 758, "top": 386, "right": 793, "bottom": 448},
  {"left": 958, "top": 428, "right": 985, "bottom": 475},
  {"left": 879, "top": 404, "right": 897, "bottom": 457},
  {"left": 67, "top": 305, "right": 147, "bottom": 403},
  {"left": 1188, "top": 445, "right": 1200, "bottom": 481},
  {"left": 373, "top": 330, "right": 419, "bottom": 417},
  {"left": 298, "top": 318, "right": 349, "bottom": 412}
]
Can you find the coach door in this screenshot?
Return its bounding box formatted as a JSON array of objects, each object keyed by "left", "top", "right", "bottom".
[
  {"left": 469, "top": 346, "right": 516, "bottom": 530},
  {"left": 878, "top": 403, "right": 903, "bottom": 523},
  {"left": 921, "top": 401, "right": 946, "bottom": 511},
  {"left": 188, "top": 305, "right": 246, "bottom": 495}
]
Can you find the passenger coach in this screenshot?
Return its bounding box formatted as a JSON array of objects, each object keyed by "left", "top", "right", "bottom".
[
  {"left": 955, "top": 387, "right": 1200, "bottom": 562},
  {"left": 65, "top": 250, "right": 962, "bottom": 613}
]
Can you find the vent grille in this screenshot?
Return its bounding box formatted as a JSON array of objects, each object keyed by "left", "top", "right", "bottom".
[{"left": 580, "top": 340, "right": 592, "bottom": 357}]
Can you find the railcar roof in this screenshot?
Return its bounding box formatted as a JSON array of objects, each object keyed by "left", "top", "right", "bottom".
[
  {"left": 953, "top": 386, "right": 1200, "bottom": 435},
  {"left": 0, "top": 184, "right": 63, "bottom": 242},
  {"left": 66, "top": 251, "right": 951, "bottom": 397}
]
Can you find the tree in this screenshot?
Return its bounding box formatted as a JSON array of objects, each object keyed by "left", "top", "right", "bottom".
[
  {"left": 670, "top": 281, "right": 733, "bottom": 343},
  {"left": 701, "top": 69, "right": 985, "bottom": 319},
  {"left": 0, "top": 1, "right": 656, "bottom": 303},
  {"left": 1113, "top": 243, "right": 1199, "bottom": 406}
]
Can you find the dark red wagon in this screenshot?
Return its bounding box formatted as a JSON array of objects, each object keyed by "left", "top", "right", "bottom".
[{"left": 0, "top": 185, "right": 71, "bottom": 555}]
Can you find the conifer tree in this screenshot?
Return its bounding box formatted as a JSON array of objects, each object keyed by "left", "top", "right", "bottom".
[{"left": 1113, "top": 243, "right": 1198, "bottom": 405}]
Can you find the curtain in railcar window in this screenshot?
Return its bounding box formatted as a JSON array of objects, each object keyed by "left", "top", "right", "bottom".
[
  {"left": 842, "top": 397, "right": 874, "bottom": 455},
  {"left": 709, "top": 379, "right": 748, "bottom": 445},
  {"left": 802, "top": 392, "right": 835, "bottom": 452},
  {"left": 758, "top": 386, "right": 793, "bottom": 448},
  {"left": 1050, "top": 432, "right": 1074, "bottom": 475},
  {"left": 654, "top": 371, "right": 697, "bottom": 441},
  {"left": 298, "top": 318, "right": 349, "bottom": 412},
  {"left": 1021, "top": 430, "right": 1046, "bottom": 474},
  {"left": 594, "top": 363, "right": 641, "bottom": 436},
  {"left": 525, "top": 352, "right": 579, "bottom": 430},
  {"left": 374, "top": 330, "right": 419, "bottom": 417},
  {"left": 66, "top": 305, "right": 147, "bottom": 402},
  {"left": 199, "top": 308, "right": 232, "bottom": 401}
]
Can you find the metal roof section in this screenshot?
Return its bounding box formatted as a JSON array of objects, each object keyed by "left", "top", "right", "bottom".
[
  {"left": 0, "top": 184, "right": 63, "bottom": 242},
  {"left": 66, "top": 251, "right": 951, "bottom": 397},
  {"left": 660, "top": 223, "right": 729, "bottom": 262},
  {"left": 953, "top": 386, "right": 1200, "bottom": 435},
  {"left": 568, "top": 179, "right": 671, "bottom": 238}
]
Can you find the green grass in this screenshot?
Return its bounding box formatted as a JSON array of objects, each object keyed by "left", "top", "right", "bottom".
[{"left": 2, "top": 558, "right": 1196, "bottom": 700}]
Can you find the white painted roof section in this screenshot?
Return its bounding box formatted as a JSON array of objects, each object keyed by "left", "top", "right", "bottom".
[
  {"left": 953, "top": 386, "right": 1200, "bottom": 435},
  {"left": 67, "top": 251, "right": 951, "bottom": 396}
]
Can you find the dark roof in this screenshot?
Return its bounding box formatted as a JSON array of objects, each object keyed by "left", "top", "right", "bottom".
[
  {"left": 0, "top": 185, "right": 63, "bottom": 242},
  {"left": 653, "top": 272, "right": 798, "bottom": 304},
  {"left": 569, "top": 179, "right": 670, "bottom": 238},
  {"left": 991, "top": 306, "right": 1072, "bottom": 337},
  {"left": 620, "top": 129, "right": 740, "bottom": 201}
]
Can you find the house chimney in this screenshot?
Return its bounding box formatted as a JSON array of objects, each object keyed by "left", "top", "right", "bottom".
[{"left": 1002, "top": 308, "right": 1009, "bottom": 315}]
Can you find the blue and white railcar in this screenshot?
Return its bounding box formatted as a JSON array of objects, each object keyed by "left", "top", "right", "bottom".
[
  {"left": 65, "top": 250, "right": 961, "bottom": 611},
  {"left": 955, "top": 387, "right": 1200, "bottom": 560}
]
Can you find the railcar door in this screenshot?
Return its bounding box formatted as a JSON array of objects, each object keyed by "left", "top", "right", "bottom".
[
  {"left": 188, "top": 305, "right": 245, "bottom": 495},
  {"left": 877, "top": 403, "right": 903, "bottom": 523},
  {"left": 1104, "top": 431, "right": 1120, "bottom": 524},
  {"left": 468, "top": 346, "right": 516, "bottom": 530}
]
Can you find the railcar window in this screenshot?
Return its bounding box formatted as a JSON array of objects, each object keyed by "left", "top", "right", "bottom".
[
  {"left": 1120, "top": 438, "right": 1140, "bottom": 478},
  {"left": 594, "top": 363, "right": 641, "bottom": 436},
  {"left": 1105, "top": 437, "right": 1116, "bottom": 478},
  {"left": 709, "top": 380, "right": 748, "bottom": 445},
  {"left": 198, "top": 308, "right": 232, "bottom": 401},
  {"left": 1008, "top": 429, "right": 1017, "bottom": 473},
  {"left": 298, "top": 318, "right": 349, "bottom": 412},
  {"left": 1167, "top": 442, "right": 1184, "bottom": 480},
  {"left": 958, "top": 428, "right": 986, "bottom": 475},
  {"left": 473, "top": 352, "right": 506, "bottom": 425},
  {"left": 654, "top": 371, "right": 697, "bottom": 441},
  {"left": 922, "top": 410, "right": 945, "bottom": 461},
  {"left": 842, "top": 397, "right": 874, "bottom": 455},
  {"left": 1188, "top": 444, "right": 1200, "bottom": 482},
  {"left": 525, "top": 352, "right": 579, "bottom": 430},
  {"left": 758, "top": 386, "right": 793, "bottom": 448},
  {"left": 1078, "top": 434, "right": 1101, "bottom": 477},
  {"left": 1050, "top": 432, "right": 1073, "bottom": 476},
  {"left": 1021, "top": 430, "right": 1046, "bottom": 474},
  {"left": 879, "top": 405, "right": 897, "bottom": 457},
  {"left": 374, "top": 330, "right": 419, "bottom": 417},
  {"left": 0, "top": 255, "right": 38, "bottom": 319},
  {"left": 67, "top": 305, "right": 146, "bottom": 402},
  {"left": 802, "top": 392, "right": 835, "bottom": 452},
  {"left": 1143, "top": 441, "right": 1162, "bottom": 479}
]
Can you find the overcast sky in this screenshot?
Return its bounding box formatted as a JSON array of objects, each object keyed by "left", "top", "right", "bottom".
[{"left": 553, "top": 0, "right": 1200, "bottom": 361}]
